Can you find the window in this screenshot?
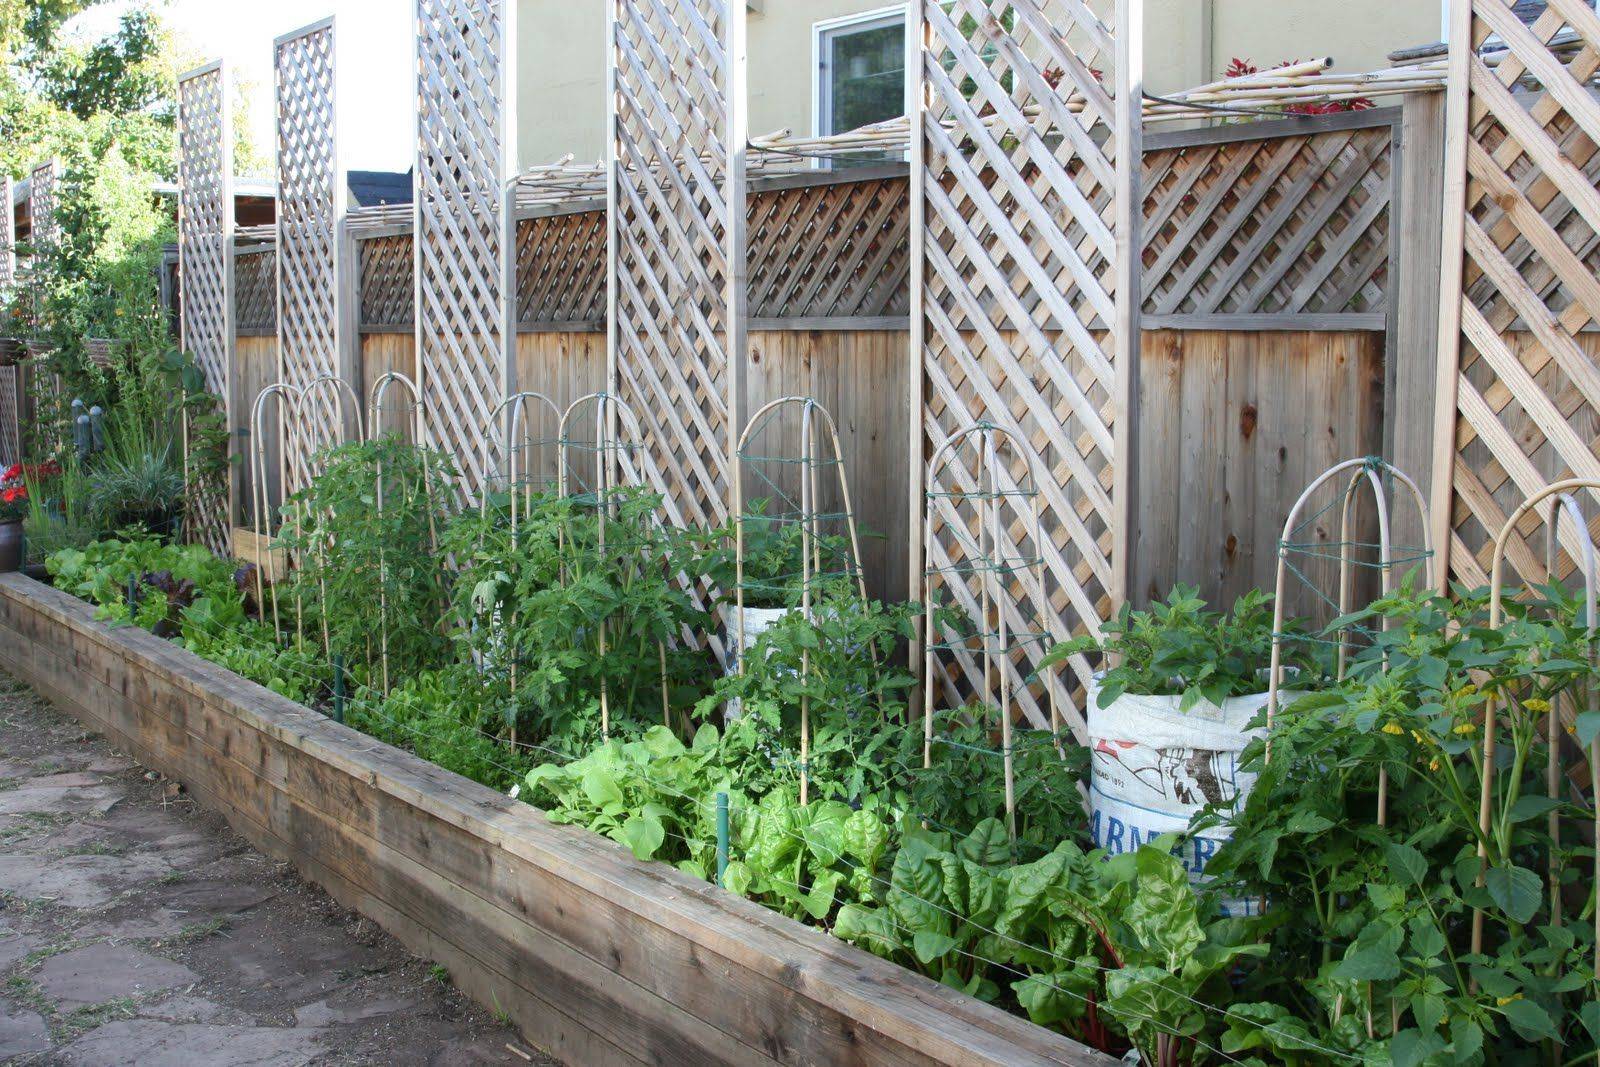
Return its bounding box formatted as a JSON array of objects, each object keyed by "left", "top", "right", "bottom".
[{"left": 815, "top": 8, "right": 905, "bottom": 138}]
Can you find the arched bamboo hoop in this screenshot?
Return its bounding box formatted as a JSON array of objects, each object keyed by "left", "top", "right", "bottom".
[
  {"left": 921, "top": 420, "right": 1060, "bottom": 844},
  {"left": 1266, "top": 458, "right": 1432, "bottom": 827},
  {"left": 299, "top": 375, "right": 366, "bottom": 659},
  {"left": 1481, "top": 479, "right": 1600, "bottom": 981},
  {"left": 732, "top": 396, "right": 871, "bottom": 806},
  {"left": 473, "top": 391, "right": 562, "bottom": 747},
  {"left": 249, "top": 382, "right": 304, "bottom": 647},
  {"left": 365, "top": 372, "right": 424, "bottom": 695},
  {"left": 557, "top": 392, "right": 663, "bottom": 740}
]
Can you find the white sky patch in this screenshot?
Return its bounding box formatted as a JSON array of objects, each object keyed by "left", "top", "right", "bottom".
[{"left": 66, "top": 0, "right": 413, "bottom": 174}]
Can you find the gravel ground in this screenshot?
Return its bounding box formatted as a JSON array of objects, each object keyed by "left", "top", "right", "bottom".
[{"left": 0, "top": 670, "right": 561, "bottom": 1066}]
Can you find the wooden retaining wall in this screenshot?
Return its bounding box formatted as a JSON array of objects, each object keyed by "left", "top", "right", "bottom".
[{"left": 0, "top": 573, "right": 1108, "bottom": 1067}]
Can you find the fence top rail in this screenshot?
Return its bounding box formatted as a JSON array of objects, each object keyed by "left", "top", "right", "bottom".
[{"left": 1143, "top": 105, "right": 1400, "bottom": 151}]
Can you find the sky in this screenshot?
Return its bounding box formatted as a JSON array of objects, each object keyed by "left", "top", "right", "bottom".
[{"left": 68, "top": 0, "right": 414, "bottom": 175}]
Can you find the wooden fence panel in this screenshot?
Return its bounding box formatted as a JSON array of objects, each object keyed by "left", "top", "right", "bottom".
[
  {"left": 235, "top": 247, "right": 276, "bottom": 334},
  {"left": 275, "top": 17, "right": 344, "bottom": 496},
  {"left": 913, "top": 0, "right": 1141, "bottom": 738},
  {"left": 608, "top": 0, "right": 746, "bottom": 537},
  {"left": 414, "top": 0, "right": 515, "bottom": 499},
  {"left": 177, "top": 61, "right": 234, "bottom": 553},
  {"left": 1433, "top": 0, "right": 1600, "bottom": 589}
]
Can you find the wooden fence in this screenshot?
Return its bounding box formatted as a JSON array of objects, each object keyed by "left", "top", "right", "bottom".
[{"left": 225, "top": 106, "right": 1405, "bottom": 613}]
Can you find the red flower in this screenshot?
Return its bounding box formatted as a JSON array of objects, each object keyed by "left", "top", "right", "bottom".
[
  {"left": 1225, "top": 57, "right": 1257, "bottom": 79},
  {"left": 2, "top": 486, "right": 23, "bottom": 503},
  {"left": 2, "top": 463, "right": 19, "bottom": 481}
]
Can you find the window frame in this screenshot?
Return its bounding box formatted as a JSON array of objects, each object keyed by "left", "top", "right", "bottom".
[{"left": 812, "top": 5, "right": 908, "bottom": 139}]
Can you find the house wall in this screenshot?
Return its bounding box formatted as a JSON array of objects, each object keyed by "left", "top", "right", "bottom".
[{"left": 514, "top": 0, "right": 1441, "bottom": 168}]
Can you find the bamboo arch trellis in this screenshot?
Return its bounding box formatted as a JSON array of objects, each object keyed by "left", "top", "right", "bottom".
[
  {"left": 1266, "top": 458, "right": 1433, "bottom": 826},
  {"left": 1482, "top": 479, "right": 1600, "bottom": 980},
  {"left": 922, "top": 420, "right": 1062, "bottom": 843},
  {"left": 733, "top": 396, "right": 871, "bottom": 806},
  {"left": 557, "top": 391, "right": 669, "bottom": 740},
  {"left": 250, "top": 382, "right": 303, "bottom": 646},
  {"left": 367, "top": 371, "right": 426, "bottom": 694}
]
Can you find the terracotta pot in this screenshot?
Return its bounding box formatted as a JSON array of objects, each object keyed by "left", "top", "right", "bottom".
[{"left": 0, "top": 520, "right": 22, "bottom": 573}]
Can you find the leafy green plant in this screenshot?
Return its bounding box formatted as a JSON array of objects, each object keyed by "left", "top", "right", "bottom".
[
  {"left": 87, "top": 405, "right": 183, "bottom": 534},
  {"left": 444, "top": 486, "right": 714, "bottom": 751},
  {"left": 276, "top": 435, "right": 457, "bottom": 684},
  {"left": 1045, "top": 584, "right": 1316, "bottom": 710}
]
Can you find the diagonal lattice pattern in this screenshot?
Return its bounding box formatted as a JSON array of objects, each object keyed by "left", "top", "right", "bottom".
[
  {"left": 744, "top": 177, "right": 910, "bottom": 320},
  {"left": 0, "top": 174, "right": 17, "bottom": 465},
  {"left": 517, "top": 211, "right": 607, "bottom": 325},
  {"left": 276, "top": 19, "right": 343, "bottom": 496},
  {"left": 1437, "top": 0, "right": 1600, "bottom": 590},
  {"left": 415, "top": 0, "right": 512, "bottom": 500},
  {"left": 1141, "top": 118, "right": 1394, "bottom": 321},
  {"left": 359, "top": 235, "right": 412, "bottom": 327},
  {"left": 610, "top": 0, "right": 745, "bottom": 538},
  {"left": 235, "top": 248, "right": 277, "bottom": 331},
  {"left": 178, "top": 62, "right": 234, "bottom": 553},
  {"left": 918, "top": 0, "right": 1135, "bottom": 738}
]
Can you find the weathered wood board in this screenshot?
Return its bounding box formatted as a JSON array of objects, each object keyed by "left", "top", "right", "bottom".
[{"left": 0, "top": 573, "right": 1110, "bottom": 1067}]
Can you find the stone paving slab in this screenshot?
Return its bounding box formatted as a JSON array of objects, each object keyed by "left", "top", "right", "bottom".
[{"left": 0, "top": 670, "right": 556, "bottom": 1066}]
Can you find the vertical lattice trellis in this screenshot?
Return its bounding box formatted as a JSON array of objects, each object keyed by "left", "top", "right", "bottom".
[
  {"left": 275, "top": 17, "right": 344, "bottom": 496},
  {"left": 28, "top": 160, "right": 57, "bottom": 255},
  {"left": 177, "top": 61, "right": 235, "bottom": 552},
  {"left": 0, "top": 175, "right": 18, "bottom": 465},
  {"left": 1432, "top": 0, "right": 1600, "bottom": 590},
  {"left": 414, "top": 0, "right": 516, "bottom": 499},
  {"left": 911, "top": 0, "right": 1142, "bottom": 740},
  {"left": 608, "top": 0, "right": 747, "bottom": 536}
]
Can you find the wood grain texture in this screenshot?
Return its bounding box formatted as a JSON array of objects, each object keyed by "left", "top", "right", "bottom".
[{"left": 0, "top": 573, "right": 1111, "bottom": 1067}]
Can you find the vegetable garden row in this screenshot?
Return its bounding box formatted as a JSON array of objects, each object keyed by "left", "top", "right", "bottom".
[{"left": 30, "top": 425, "right": 1600, "bottom": 1065}]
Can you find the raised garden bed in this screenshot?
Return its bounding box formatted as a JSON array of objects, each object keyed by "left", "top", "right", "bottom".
[{"left": 0, "top": 572, "right": 1108, "bottom": 1067}]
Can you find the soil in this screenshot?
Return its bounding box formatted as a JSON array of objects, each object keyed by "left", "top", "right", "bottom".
[{"left": 0, "top": 670, "right": 561, "bottom": 1066}]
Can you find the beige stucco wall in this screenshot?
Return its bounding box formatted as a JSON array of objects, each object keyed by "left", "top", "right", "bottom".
[{"left": 515, "top": 1, "right": 1443, "bottom": 169}]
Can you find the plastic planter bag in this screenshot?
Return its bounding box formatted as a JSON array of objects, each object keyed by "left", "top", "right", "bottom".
[{"left": 1087, "top": 678, "right": 1288, "bottom": 916}]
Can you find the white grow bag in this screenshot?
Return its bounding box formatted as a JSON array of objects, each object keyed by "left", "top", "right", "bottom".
[
  {"left": 1087, "top": 678, "right": 1292, "bottom": 916},
  {"left": 721, "top": 605, "right": 798, "bottom": 720}
]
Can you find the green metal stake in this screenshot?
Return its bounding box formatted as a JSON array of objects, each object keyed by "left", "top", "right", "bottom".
[
  {"left": 715, "top": 791, "right": 729, "bottom": 887},
  {"left": 332, "top": 652, "right": 345, "bottom": 724},
  {"left": 125, "top": 574, "right": 137, "bottom": 614}
]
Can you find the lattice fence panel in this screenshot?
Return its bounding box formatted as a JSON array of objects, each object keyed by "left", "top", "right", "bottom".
[
  {"left": 415, "top": 0, "right": 513, "bottom": 499},
  {"left": 745, "top": 177, "right": 910, "bottom": 320},
  {"left": 0, "top": 175, "right": 17, "bottom": 464},
  {"left": 276, "top": 19, "right": 342, "bottom": 496},
  {"left": 359, "top": 234, "right": 413, "bottom": 327},
  {"left": 1141, "top": 117, "right": 1395, "bottom": 322},
  {"left": 234, "top": 248, "right": 277, "bottom": 332},
  {"left": 177, "top": 62, "right": 234, "bottom": 553},
  {"left": 917, "top": 0, "right": 1138, "bottom": 738},
  {"left": 517, "top": 212, "right": 606, "bottom": 326},
  {"left": 1432, "top": 0, "right": 1600, "bottom": 590},
  {"left": 28, "top": 161, "right": 57, "bottom": 254},
  {"left": 610, "top": 0, "right": 745, "bottom": 536}
]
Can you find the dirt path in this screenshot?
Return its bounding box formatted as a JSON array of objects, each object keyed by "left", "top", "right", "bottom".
[{"left": 0, "top": 671, "right": 559, "bottom": 1066}]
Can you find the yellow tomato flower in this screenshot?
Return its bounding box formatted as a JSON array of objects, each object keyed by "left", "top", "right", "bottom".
[
  {"left": 1496, "top": 994, "right": 1523, "bottom": 1007},
  {"left": 1429, "top": 757, "right": 1441, "bottom": 771},
  {"left": 1455, "top": 683, "right": 1477, "bottom": 697},
  {"left": 1382, "top": 722, "right": 1405, "bottom": 736},
  {"left": 1523, "top": 698, "right": 1550, "bottom": 713},
  {"left": 1453, "top": 722, "right": 1478, "bottom": 735}
]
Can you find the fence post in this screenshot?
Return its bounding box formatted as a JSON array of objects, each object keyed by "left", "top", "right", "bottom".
[{"left": 1386, "top": 87, "right": 1448, "bottom": 558}]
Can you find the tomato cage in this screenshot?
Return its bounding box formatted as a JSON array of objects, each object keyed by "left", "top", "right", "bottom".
[
  {"left": 731, "top": 396, "right": 871, "bottom": 805},
  {"left": 921, "top": 420, "right": 1064, "bottom": 846},
  {"left": 1265, "top": 457, "right": 1433, "bottom": 826},
  {"left": 1483, "top": 480, "right": 1600, "bottom": 979}
]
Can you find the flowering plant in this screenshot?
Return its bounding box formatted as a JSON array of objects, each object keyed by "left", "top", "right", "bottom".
[{"left": 0, "top": 463, "right": 29, "bottom": 523}]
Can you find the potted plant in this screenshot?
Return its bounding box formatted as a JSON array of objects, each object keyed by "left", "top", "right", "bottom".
[
  {"left": 89, "top": 411, "right": 184, "bottom": 538},
  {"left": 1043, "top": 585, "right": 1317, "bottom": 911},
  {"left": 0, "top": 463, "right": 29, "bottom": 570}
]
